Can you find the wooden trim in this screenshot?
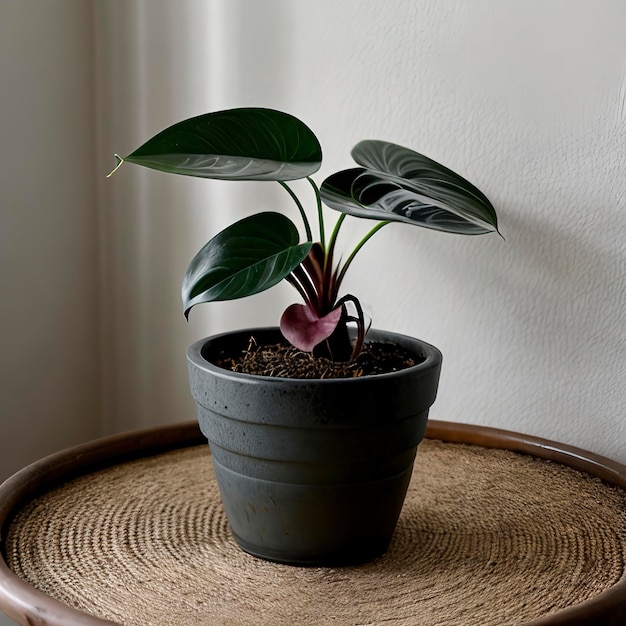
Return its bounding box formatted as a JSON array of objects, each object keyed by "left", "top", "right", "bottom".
[
  {"left": 0, "top": 420, "right": 625, "bottom": 626},
  {"left": 0, "top": 422, "right": 204, "bottom": 626},
  {"left": 426, "top": 420, "right": 626, "bottom": 490}
]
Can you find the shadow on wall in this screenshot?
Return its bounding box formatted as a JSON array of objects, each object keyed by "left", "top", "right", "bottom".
[
  {"left": 500, "top": 206, "right": 623, "bottom": 361},
  {"left": 498, "top": 202, "right": 625, "bottom": 452},
  {"left": 376, "top": 180, "right": 624, "bottom": 458}
]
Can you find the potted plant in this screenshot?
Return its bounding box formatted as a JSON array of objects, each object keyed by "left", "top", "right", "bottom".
[{"left": 109, "top": 108, "right": 499, "bottom": 565}]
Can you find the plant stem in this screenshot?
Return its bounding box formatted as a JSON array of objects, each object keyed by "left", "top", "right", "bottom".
[
  {"left": 322, "top": 213, "right": 347, "bottom": 307},
  {"left": 307, "top": 177, "right": 325, "bottom": 252},
  {"left": 336, "top": 220, "right": 391, "bottom": 287},
  {"left": 326, "top": 213, "right": 346, "bottom": 261},
  {"left": 278, "top": 181, "right": 312, "bottom": 241},
  {"left": 285, "top": 265, "right": 318, "bottom": 307}
]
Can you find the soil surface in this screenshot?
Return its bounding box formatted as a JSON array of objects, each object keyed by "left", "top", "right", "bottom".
[{"left": 214, "top": 336, "right": 423, "bottom": 379}]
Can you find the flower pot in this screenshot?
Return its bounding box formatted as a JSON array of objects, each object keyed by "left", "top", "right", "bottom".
[{"left": 187, "top": 327, "right": 442, "bottom": 566}]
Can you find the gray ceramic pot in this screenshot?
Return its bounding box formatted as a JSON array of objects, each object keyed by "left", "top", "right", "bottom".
[{"left": 187, "top": 327, "right": 442, "bottom": 566}]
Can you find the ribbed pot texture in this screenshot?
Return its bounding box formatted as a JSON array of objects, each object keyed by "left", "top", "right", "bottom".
[{"left": 187, "top": 327, "right": 442, "bottom": 566}]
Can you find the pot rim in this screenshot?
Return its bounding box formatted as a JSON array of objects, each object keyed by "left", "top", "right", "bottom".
[{"left": 187, "top": 326, "right": 442, "bottom": 385}]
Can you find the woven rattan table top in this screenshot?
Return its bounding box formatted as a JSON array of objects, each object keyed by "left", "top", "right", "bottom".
[{"left": 1, "top": 421, "right": 626, "bottom": 626}]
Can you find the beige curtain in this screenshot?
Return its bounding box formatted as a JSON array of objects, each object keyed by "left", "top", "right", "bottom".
[{"left": 95, "top": 0, "right": 298, "bottom": 434}]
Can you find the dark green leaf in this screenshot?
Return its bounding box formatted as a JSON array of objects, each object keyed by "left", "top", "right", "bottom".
[
  {"left": 321, "top": 168, "right": 487, "bottom": 234},
  {"left": 182, "top": 212, "right": 312, "bottom": 316},
  {"left": 123, "top": 108, "right": 322, "bottom": 181},
  {"left": 320, "top": 141, "right": 499, "bottom": 235}
]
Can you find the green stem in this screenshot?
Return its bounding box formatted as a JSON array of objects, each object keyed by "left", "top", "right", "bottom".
[
  {"left": 326, "top": 213, "right": 346, "bottom": 261},
  {"left": 336, "top": 220, "right": 391, "bottom": 287},
  {"left": 307, "top": 177, "right": 325, "bottom": 252},
  {"left": 322, "top": 213, "right": 347, "bottom": 307},
  {"left": 278, "top": 181, "right": 312, "bottom": 241}
]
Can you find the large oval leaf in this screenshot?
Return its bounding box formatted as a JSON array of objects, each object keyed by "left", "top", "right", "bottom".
[
  {"left": 122, "top": 108, "right": 322, "bottom": 181},
  {"left": 320, "top": 141, "right": 499, "bottom": 235},
  {"left": 182, "top": 212, "right": 312, "bottom": 317},
  {"left": 320, "top": 168, "right": 489, "bottom": 234},
  {"left": 354, "top": 140, "right": 498, "bottom": 233}
]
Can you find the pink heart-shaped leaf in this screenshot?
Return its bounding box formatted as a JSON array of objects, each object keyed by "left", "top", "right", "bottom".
[{"left": 280, "top": 304, "right": 342, "bottom": 352}]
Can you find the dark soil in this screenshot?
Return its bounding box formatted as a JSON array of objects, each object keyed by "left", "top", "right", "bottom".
[{"left": 214, "top": 336, "right": 424, "bottom": 379}]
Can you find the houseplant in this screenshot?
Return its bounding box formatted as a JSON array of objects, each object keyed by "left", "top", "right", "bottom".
[{"left": 110, "top": 108, "right": 499, "bottom": 565}]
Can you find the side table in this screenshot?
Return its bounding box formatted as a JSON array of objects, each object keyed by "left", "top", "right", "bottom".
[{"left": 0, "top": 420, "right": 625, "bottom": 625}]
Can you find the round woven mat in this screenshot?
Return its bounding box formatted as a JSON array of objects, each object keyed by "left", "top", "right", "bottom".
[{"left": 5, "top": 440, "right": 626, "bottom": 626}]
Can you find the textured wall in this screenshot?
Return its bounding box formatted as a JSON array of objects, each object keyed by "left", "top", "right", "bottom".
[
  {"left": 98, "top": 1, "right": 625, "bottom": 459},
  {"left": 278, "top": 0, "right": 626, "bottom": 459}
]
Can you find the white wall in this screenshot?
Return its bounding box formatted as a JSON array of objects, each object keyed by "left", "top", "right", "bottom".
[
  {"left": 99, "top": 0, "right": 625, "bottom": 460},
  {"left": 277, "top": 0, "right": 626, "bottom": 458},
  {"left": 0, "top": 0, "right": 100, "bottom": 483},
  {"left": 2, "top": 0, "right": 625, "bottom": 484}
]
